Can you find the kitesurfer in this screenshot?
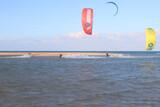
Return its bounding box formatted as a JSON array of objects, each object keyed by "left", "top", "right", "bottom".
[
  {"left": 28, "top": 52, "right": 32, "bottom": 56},
  {"left": 59, "top": 54, "right": 63, "bottom": 58},
  {"left": 106, "top": 53, "right": 110, "bottom": 57}
]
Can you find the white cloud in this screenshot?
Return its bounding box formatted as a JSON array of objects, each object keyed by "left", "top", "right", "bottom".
[
  {"left": 0, "top": 31, "right": 159, "bottom": 51},
  {"left": 68, "top": 32, "right": 85, "bottom": 39}
]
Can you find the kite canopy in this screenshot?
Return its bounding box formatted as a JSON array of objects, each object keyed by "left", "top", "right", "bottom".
[
  {"left": 107, "top": 1, "right": 119, "bottom": 16},
  {"left": 82, "top": 8, "right": 93, "bottom": 35},
  {"left": 145, "top": 28, "right": 156, "bottom": 50}
]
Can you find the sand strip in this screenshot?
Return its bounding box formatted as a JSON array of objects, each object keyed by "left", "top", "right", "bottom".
[{"left": 0, "top": 52, "right": 107, "bottom": 57}]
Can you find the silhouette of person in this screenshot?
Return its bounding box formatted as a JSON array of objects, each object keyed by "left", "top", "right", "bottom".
[{"left": 59, "top": 54, "right": 62, "bottom": 58}]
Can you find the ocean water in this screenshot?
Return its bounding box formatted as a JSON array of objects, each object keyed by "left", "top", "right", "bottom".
[{"left": 0, "top": 52, "right": 160, "bottom": 107}]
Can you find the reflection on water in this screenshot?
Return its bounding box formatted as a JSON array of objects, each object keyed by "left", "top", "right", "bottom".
[{"left": 0, "top": 56, "right": 160, "bottom": 107}]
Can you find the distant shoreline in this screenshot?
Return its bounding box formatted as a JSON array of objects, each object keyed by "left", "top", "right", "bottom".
[
  {"left": 0, "top": 51, "right": 159, "bottom": 57},
  {"left": 0, "top": 52, "right": 106, "bottom": 57}
]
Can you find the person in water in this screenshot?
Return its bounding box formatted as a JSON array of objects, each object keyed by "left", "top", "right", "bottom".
[
  {"left": 106, "top": 53, "right": 110, "bottom": 57},
  {"left": 28, "top": 52, "right": 32, "bottom": 56},
  {"left": 59, "top": 54, "right": 63, "bottom": 58}
]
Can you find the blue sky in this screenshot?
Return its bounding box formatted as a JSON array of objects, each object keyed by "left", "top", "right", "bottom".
[{"left": 0, "top": 0, "right": 160, "bottom": 51}]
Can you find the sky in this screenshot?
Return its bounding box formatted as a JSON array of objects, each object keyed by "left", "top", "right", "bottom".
[{"left": 0, "top": 0, "right": 160, "bottom": 51}]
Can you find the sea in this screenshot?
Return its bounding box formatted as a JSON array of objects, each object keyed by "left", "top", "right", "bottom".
[{"left": 0, "top": 51, "right": 160, "bottom": 107}]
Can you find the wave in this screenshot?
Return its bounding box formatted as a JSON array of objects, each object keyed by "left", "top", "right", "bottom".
[
  {"left": 62, "top": 53, "right": 136, "bottom": 59},
  {"left": 109, "top": 53, "right": 160, "bottom": 59},
  {"left": 0, "top": 54, "right": 32, "bottom": 59},
  {"left": 62, "top": 53, "right": 160, "bottom": 59},
  {"left": 108, "top": 53, "right": 135, "bottom": 58},
  {"left": 62, "top": 55, "right": 105, "bottom": 59}
]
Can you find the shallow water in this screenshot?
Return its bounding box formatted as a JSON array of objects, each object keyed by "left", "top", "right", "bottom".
[{"left": 0, "top": 52, "right": 160, "bottom": 107}]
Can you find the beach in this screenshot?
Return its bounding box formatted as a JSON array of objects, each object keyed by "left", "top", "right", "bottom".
[{"left": 0, "top": 52, "right": 106, "bottom": 57}]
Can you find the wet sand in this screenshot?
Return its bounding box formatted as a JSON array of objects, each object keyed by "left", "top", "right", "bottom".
[{"left": 0, "top": 52, "right": 106, "bottom": 57}]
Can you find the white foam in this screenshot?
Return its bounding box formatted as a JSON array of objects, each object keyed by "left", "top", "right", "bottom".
[
  {"left": 62, "top": 53, "right": 159, "bottom": 59},
  {"left": 109, "top": 53, "right": 160, "bottom": 59},
  {"left": 0, "top": 54, "right": 32, "bottom": 59},
  {"left": 108, "top": 53, "right": 135, "bottom": 58},
  {"left": 62, "top": 55, "right": 104, "bottom": 59}
]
